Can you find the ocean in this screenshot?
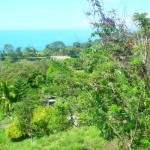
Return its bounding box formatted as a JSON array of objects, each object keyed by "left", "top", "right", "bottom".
[{"left": 0, "top": 29, "right": 94, "bottom": 51}]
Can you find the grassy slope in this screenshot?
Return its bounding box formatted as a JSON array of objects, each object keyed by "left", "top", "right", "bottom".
[{"left": 0, "top": 126, "right": 119, "bottom": 150}]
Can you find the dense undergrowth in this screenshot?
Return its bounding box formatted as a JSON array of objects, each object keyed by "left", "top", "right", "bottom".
[
  {"left": 0, "top": 47, "right": 149, "bottom": 149},
  {"left": 0, "top": 1, "right": 150, "bottom": 150}
]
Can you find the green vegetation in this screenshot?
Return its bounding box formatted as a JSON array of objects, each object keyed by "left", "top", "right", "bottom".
[
  {"left": 0, "top": 1, "right": 150, "bottom": 150},
  {"left": 1, "top": 126, "right": 121, "bottom": 150}
]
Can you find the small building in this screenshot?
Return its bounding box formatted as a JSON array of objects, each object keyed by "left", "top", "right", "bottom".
[
  {"left": 41, "top": 97, "right": 56, "bottom": 106},
  {"left": 41, "top": 96, "right": 65, "bottom": 106}
]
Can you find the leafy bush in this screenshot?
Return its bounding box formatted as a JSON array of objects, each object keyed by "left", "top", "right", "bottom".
[
  {"left": 32, "top": 100, "right": 71, "bottom": 137},
  {"left": 47, "top": 100, "right": 71, "bottom": 133},
  {"left": 6, "top": 117, "right": 24, "bottom": 140},
  {"left": 76, "top": 50, "right": 150, "bottom": 149},
  {"left": 32, "top": 106, "right": 51, "bottom": 137}
]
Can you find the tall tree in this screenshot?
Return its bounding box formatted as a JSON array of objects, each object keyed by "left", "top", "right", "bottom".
[
  {"left": 3, "top": 44, "right": 17, "bottom": 62},
  {"left": 133, "top": 13, "right": 150, "bottom": 36},
  {"left": 24, "top": 46, "right": 37, "bottom": 58},
  {"left": 0, "top": 81, "right": 15, "bottom": 115},
  {"left": 12, "top": 77, "right": 29, "bottom": 102},
  {"left": 15, "top": 47, "right": 23, "bottom": 58},
  {"left": 49, "top": 41, "right": 66, "bottom": 51}
]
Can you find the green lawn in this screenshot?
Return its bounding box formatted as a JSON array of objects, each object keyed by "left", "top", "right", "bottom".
[{"left": 0, "top": 126, "right": 119, "bottom": 150}]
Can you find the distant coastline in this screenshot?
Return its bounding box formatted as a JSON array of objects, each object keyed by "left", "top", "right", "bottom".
[{"left": 0, "top": 29, "right": 95, "bottom": 51}]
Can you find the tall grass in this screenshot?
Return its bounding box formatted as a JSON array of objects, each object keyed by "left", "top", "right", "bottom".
[{"left": 0, "top": 126, "right": 120, "bottom": 150}]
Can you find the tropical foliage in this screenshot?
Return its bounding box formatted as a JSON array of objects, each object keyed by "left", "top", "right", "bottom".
[{"left": 0, "top": 1, "right": 150, "bottom": 150}]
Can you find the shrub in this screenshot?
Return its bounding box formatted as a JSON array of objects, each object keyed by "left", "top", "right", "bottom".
[
  {"left": 32, "top": 100, "right": 71, "bottom": 137},
  {"left": 47, "top": 100, "right": 71, "bottom": 133},
  {"left": 32, "top": 106, "right": 51, "bottom": 137},
  {"left": 6, "top": 117, "right": 24, "bottom": 140}
]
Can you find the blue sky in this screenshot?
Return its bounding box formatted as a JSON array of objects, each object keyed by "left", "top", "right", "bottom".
[{"left": 0, "top": 0, "right": 149, "bottom": 29}]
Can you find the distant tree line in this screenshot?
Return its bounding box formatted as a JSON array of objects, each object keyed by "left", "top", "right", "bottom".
[{"left": 0, "top": 39, "right": 100, "bottom": 62}]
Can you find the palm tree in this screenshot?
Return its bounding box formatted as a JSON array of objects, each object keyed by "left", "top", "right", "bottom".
[
  {"left": 0, "top": 81, "right": 15, "bottom": 115},
  {"left": 133, "top": 12, "right": 150, "bottom": 36}
]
